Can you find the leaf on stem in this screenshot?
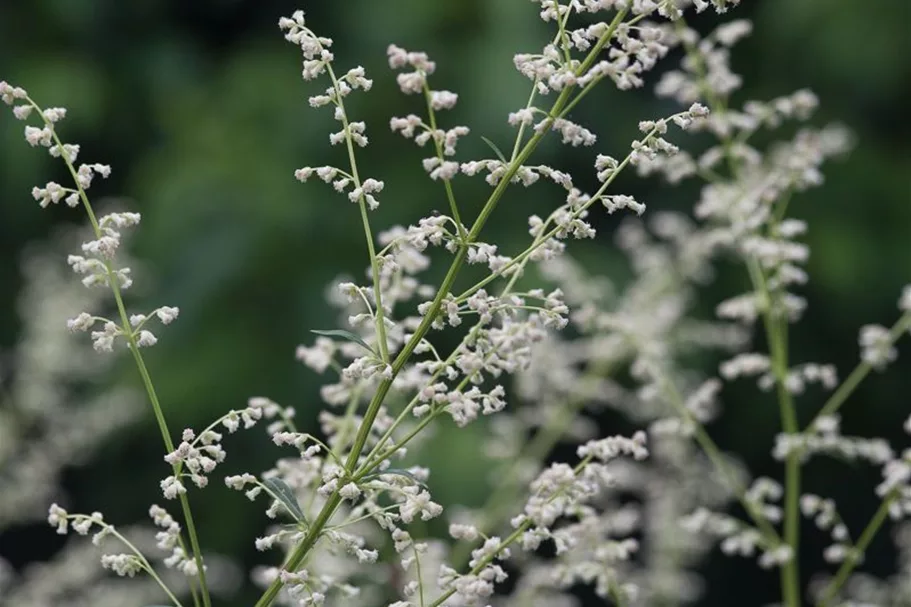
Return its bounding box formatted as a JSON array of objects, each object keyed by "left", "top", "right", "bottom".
[
  {"left": 480, "top": 135, "right": 508, "bottom": 164},
  {"left": 263, "top": 477, "right": 308, "bottom": 523},
  {"left": 310, "top": 329, "right": 374, "bottom": 354}
]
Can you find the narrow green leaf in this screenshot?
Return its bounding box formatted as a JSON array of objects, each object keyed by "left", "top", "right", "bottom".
[
  {"left": 310, "top": 329, "right": 373, "bottom": 353},
  {"left": 480, "top": 135, "right": 508, "bottom": 164},
  {"left": 362, "top": 468, "right": 427, "bottom": 488},
  {"left": 263, "top": 477, "right": 307, "bottom": 523}
]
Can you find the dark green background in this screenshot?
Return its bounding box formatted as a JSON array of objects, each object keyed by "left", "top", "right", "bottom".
[{"left": 1, "top": 1, "right": 909, "bottom": 605}]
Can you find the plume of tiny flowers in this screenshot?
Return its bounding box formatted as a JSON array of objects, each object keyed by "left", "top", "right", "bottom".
[
  {"left": 427, "top": 433, "right": 649, "bottom": 605},
  {"left": 2, "top": 78, "right": 211, "bottom": 598},
  {"left": 388, "top": 45, "right": 469, "bottom": 181},
  {"left": 159, "top": 398, "right": 282, "bottom": 500},
  {"left": 282, "top": 12, "right": 385, "bottom": 213},
  {"left": 46, "top": 505, "right": 164, "bottom": 581},
  {"left": 2, "top": 81, "right": 181, "bottom": 357}
]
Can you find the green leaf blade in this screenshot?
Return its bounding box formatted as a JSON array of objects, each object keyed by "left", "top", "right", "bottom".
[
  {"left": 263, "top": 477, "right": 307, "bottom": 523},
  {"left": 310, "top": 329, "right": 374, "bottom": 354}
]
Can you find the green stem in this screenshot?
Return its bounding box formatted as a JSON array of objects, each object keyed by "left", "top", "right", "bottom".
[
  {"left": 130, "top": 339, "right": 211, "bottom": 605},
  {"left": 70, "top": 515, "right": 185, "bottom": 607},
  {"left": 741, "top": 208, "right": 801, "bottom": 607},
  {"left": 816, "top": 491, "right": 897, "bottom": 606},
  {"left": 808, "top": 312, "right": 911, "bottom": 428},
  {"left": 35, "top": 100, "right": 211, "bottom": 607},
  {"left": 427, "top": 455, "right": 595, "bottom": 607},
  {"left": 326, "top": 64, "right": 391, "bottom": 363},
  {"left": 422, "top": 83, "right": 466, "bottom": 240},
  {"left": 659, "top": 372, "right": 784, "bottom": 545},
  {"left": 675, "top": 25, "right": 804, "bottom": 602}
]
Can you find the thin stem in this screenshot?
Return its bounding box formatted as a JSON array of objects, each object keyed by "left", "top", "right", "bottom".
[
  {"left": 427, "top": 456, "right": 596, "bottom": 607},
  {"left": 752, "top": 259, "right": 802, "bottom": 607},
  {"left": 326, "top": 64, "right": 391, "bottom": 363},
  {"left": 422, "top": 82, "right": 466, "bottom": 240},
  {"left": 130, "top": 346, "right": 211, "bottom": 604},
  {"left": 69, "top": 515, "right": 184, "bottom": 607},
  {"left": 808, "top": 312, "right": 911, "bottom": 428},
  {"left": 816, "top": 491, "right": 898, "bottom": 606},
  {"left": 675, "top": 25, "right": 805, "bottom": 603},
  {"left": 36, "top": 102, "right": 211, "bottom": 607},
  {"left": 658, "top": 371, "right": 784, "bottom": 545}
]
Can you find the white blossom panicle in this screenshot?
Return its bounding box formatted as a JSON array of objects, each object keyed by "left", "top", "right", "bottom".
[
  {"left": 3, "top": 82, "right": 183, "bottom": 363},
  {"left": 160, "top": 428, "right": 228, "bottom": 495},
  {"left": 278, "top": 11, "right": 334, "bottom": 80},
  {"left": 773, "top": 415, "right": 894, "bottom": 465}
]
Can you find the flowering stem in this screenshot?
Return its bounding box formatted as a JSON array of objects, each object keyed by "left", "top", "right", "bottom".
[
  {"left": 254, "top": 14, "right": 632, "bottom": 604},
  {"left": 326, "top": 64, "right": 391, "bottom": 363},
  {"left": 254, "top": 111, "right": 555, "bottom": 607},
  {"left": 816, "top": 490, "right": 897, "bottom": 606},
  {"left": 36, "top": 108, "right": 212, "bottom": 607},
  {"left": 131, "top": 347, "right": 211, "bottom": 605},
  {"left": 422, "top": 82, "right": 466, "bottom": 239},
  {"left": 676, "top": 27, "right": 805, "bottom": 601},
  {"left": 749, "top": 254, "right": 802, "bottom": 607},
  {"left": 807, "top": 311, "right": 911, "bottom": 428},
  {"left": 69, "top": 515, "right": 185, "bottom": 607},
  {"left": 427, "top": 455, "right": 596, "bottom": 607},
  {"left": 658, "top": 371, "right": 784, "bottom": 545}
]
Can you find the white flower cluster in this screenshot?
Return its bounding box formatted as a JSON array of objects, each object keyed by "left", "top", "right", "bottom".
[
  {"left": 721, "top": 353, "right": 838, "bottom": 394},
  {"left": 160, "top": 428, "right": 227, "bottom": 498},
  {"left": 278, "top": 10, "right": 334, "bottom": 81},
  {"left": 800, "top": 494, "right": 855, "bottom": 564},
  {"left": 681, "top": 506, "right": 792, "bottom": 569},
  {"left": 876, "top": 415, "right": 911, "bottom": 520},
  {"left": 147, "top": 504, "right": 199, "bottom": 576},
  {"left": 859, "top": 324, "right": 898, "bottom": 371},
  {"left": 387, "top": 45, "right": 472, "bottom": 182},
  {"left": 67, "top": 304, "right": 180, "bottom": 353},
  {"left": 46, "top": 505, "right": 146, "bottom": 577},
  {"left": 773, "top": 415, "right": 894, "bottom": 464},
  {"left": 3, "top": 80, "right": 181, "bottom": 359},
  {"left": 294, "top": 164, "right": 385, "bottom": 212},
  {"left": 283, "top": 13, "right": 385, "bottom": 213},
  {"left": 516, "top": 5, "right": 673, "bottom": 95},
  {"left": 161, "top": 398, "right": 281, "bottom": 501}
]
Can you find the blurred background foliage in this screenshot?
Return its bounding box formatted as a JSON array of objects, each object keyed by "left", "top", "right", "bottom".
[{"left": 0, "top": 0, "right": 908, "bottom": 605}]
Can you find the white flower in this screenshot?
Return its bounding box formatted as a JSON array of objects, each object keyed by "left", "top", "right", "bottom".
[
  {"left": 399, "top": 488, "right": 442, "bottom": 523},
  {"left": 101, "top": 554, "right": 143, "bottom": 577},
  {"left": 67, "top": 312, "right": 96, "bottom": 332},
  {"left": 156, "top": 306, "right": 180, "bottom": 324},
  {"left": 339, "top": 482, "right": 361, "bottom": 501},
  {"left": 137, "top": 330, "right": 158, "bottom": 347},
  {"left": 47, "top": 504, "right": 69, "bottom": 534},
  {"left": 160, "top": 476, "right": 187, "bottom": 499}
]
